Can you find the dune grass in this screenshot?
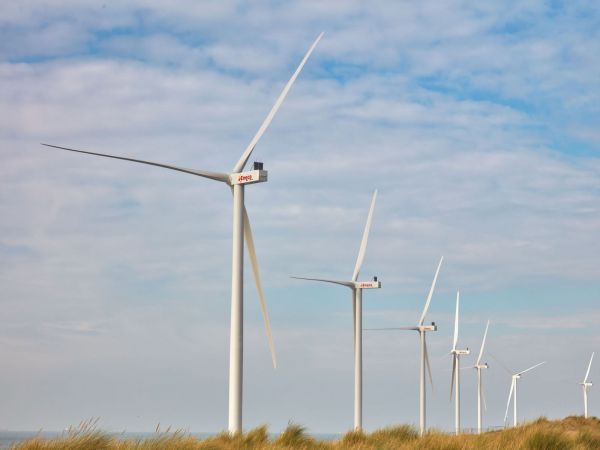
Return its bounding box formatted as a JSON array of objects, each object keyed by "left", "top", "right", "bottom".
[{"left": 12, "top": 416, "right": 600, "bottom": 449}]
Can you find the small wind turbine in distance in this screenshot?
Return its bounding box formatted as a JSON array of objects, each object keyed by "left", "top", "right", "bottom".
[
  {"left": 41, "top": 33, "right": 324, "bottom": 434},
  {"left": 474, "top": 320, "right": 490, "bottom": 434},
  {"left": 450, "top": 291, "right": 469, "bottom": 435},
  {"left": 581, "top": 352, "right": 594, "bottom": 418},
  {"left": 504, "top": 361, "right": 546, "bottom": 427},
  {"left": 367, "top": 256, "right": 443, "bottom": 436},
  {"left": 291, "top": 189, "right": 380, "bottom": 431}
]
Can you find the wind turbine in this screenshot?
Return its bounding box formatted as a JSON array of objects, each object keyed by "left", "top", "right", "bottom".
[
  {"left": 291, "top": 189, "right": 380, "bottom": 431},
  {"left": 504, "top": 361, "right": 546, "bottom": 427},
  {"left": 450, "top": 291, "right": 469, "bottom": 435},
  {"left": 40, "top": 33, "right": 324, "bottom": 434},
  {"left": 367, "top": 257, "right": 443, "bottom": 436},
  {"left": 473, "top": 320, "right": 490, "bottom": 434},
  {"left": 581, "top": 352, "right": 594, "bottom": 418}
]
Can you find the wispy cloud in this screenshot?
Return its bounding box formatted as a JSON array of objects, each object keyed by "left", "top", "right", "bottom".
[{"left": 0, "top": 0, "right": 599, "bottom": 433}]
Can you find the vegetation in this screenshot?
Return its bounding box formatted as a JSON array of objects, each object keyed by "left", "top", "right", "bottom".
[{"left": 12, "top": 416, "right": 600, "bottom": 450}]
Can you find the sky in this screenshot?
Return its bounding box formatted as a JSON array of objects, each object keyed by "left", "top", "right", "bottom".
[{"left": 1, "top": 0, "right": 600, "bottom": 434}]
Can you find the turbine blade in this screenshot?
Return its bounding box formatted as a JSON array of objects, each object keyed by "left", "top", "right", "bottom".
[
  {"left": 290, "top": 276, "right": 354, "bottom": 288},
  {"left": 584, "top": 352, "right": 594, "bottom": 383},
  {"left": 232, "top": 33, "right": 324, "bottom": 173},
  {"left": 476, "top": 320, "right": 490, "bottom": 366},
  {"left": 489, "top": 352, "right": 514, "bottom": 375},
  {"left": 425, "top": 339, "right": 434, "bottom": 390},
  {"left": 452, "top": 291, "right": 459, "bottom": 351},
  {"left": 419, "top": 256, "right": 444, "bottom": 326},
  {"left": 351, "top": 190, "right": 378, "bottom": 282},
  {"left": 450, "top": 355, "right": 456, "bottom": 400},
  {"left": 519, "top": 361, "right": 546, "bottom": 375},
  {"left": 352, "top": 292, "right": 356, "bottom": 354},
  {"left": 42, "top": 143, "right": 229, "bottom": 182},
  {"left": 243, "top": 207, "right": 276, "bottom": 368},
  {"left": 504, "top": 379, "right": 515, "bottom": 425},
  {"left": 481, "top": 374, "right": 488, "bottom": 411},
  {"left": 364, "top": 327, "right": 419, "bottom": 331}
]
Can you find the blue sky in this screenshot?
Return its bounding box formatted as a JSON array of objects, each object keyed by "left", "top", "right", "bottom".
[{"left": 1, "top": 0, "right": 600, "bottom": 434}]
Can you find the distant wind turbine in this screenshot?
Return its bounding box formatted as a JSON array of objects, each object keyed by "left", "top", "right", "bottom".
[
  {"left": 291, "top": 189, "right": 380, "bottom": 431},
  {"left": 504, "top": 361, "right": 546, "bottom": 427},
  {"left": 473, "top": 320, "right": 490, "bottom": 434},
  {"left": 368, "top": 257, "right": 443, "bottom": 436},
  {"left": 581, "top": 352, "right": 594, "bottom": 418},
  {"left": 41, "top": 33, "right": 324, "bottom": 434},
  {"left": 450, "top": 291, "right": 469, "bottom": 435}
]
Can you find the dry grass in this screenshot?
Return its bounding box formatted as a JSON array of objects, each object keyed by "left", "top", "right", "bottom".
[{"left": 12, "top": 416, "right": 600, "bottom": 450}]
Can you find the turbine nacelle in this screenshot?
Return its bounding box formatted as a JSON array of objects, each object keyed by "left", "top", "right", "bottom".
[
  {"left": 354, "top": 280, "right": 381, "bottom": 289},
  {"left": 229, "top": 168, "right": 268, "bottom": 186},
  {"left": 418, "top": 322, "right": 437, "bottom": 332},
  {"left": 452, "top": 348, "right": 470, "bottom": 356},
  {"left": 475, "top": 363, "right": 489, "bottom": 370},
  {"left": 582, "top": 382, "right": 593, "bottom": 387}
]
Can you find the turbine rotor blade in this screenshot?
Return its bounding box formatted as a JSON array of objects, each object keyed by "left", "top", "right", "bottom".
[
  {"left": 452, "top": 290, "right": 459, "bottom": 351},
  {"left": 481, "top": 374, "right": 488, "bottom": 411},
  {"left": 243, "top": 207, "right": 276, "bottom": 368},
  {"left": 450, "top": 355, "right": 456, "bottom": 400},
  {"left": 352, "top": 292, "right": 356, "bottom": 353},
  {"left": 489, "top": 352, "right": 514, "bottom": 375},
  {"left": 518, "top": 361, "right": 546, "bottom": 376},
  {"left": 419, "top": 256, "right": 444, "bottom": 326},
  {"left": 425, "top": 339, "right": 434, "bottom": 390},
  {"left": 476, "top": 320, "right": 490, "bottom": 366},
  {"left": 290, "top": 276, "right": 354, "bottom": 288},
  {"left": 232, "top": 33, "right": 324, "bottom": 173},
  {"left": 41, "top": 144, "right": 229, "bottom": 182},
  {"left": 351, "top": 189, "right": 377, "bottom": 282},
  {"left": 364, "top": 327, "right": 419, "bottom": 331},
  {"left": 504, "top": 379, "right": 515, "bottom": 424},
  {"left": 584, "top": 352, "right": 594, "bottom": 383}
]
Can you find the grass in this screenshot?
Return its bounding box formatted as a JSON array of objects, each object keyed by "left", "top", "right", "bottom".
[{"left": 11, "top": 416, "right": 600, "bottom": 450}]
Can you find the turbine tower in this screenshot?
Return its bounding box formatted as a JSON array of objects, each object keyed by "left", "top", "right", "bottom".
[
  {"left": 367, "top": 257, "right": 443, "bottom": 436},
  {"left": 291, "top": 189, "right": 380, "bottom": 431},
  {"left": 41, "top": 34, "right": 324, "bottom": 434},
  {"left": 581, "top": 352, "right": 594, "bottom": 418},
  {"left": 450, "top": 291, "right": 469, "bottom": 435},
  {"left": 474, "top": 320, "right": 490, "bottom": 434},
  {"left": 504, "top": 361, "right": 545, "bottom": 427}
]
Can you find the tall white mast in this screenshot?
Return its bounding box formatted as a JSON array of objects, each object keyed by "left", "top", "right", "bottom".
[
  {"left": 292, "top": 190, "right": 380, "bottom": 430},
  {"left": 450, "top": 291, "right": 469, "bottom": 435},
  {"left": 474, "top": 320, "right": 490, "bottom": 434},
  {"left": 581, "top": 352, "right": 594, "bottom": 418},
  {"left": 43, "top": 33, "right": 324, "bottom": 434}
]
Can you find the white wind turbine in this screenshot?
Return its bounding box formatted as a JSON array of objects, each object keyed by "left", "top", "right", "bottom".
[
  {"left": 581, "top": 352, "right": 594, "bottom": 418},
  {"left": 473, "top": 320, "right": 490, "bottom": 434},
  {"left": 368, "top": 257, "right": 443, "bottom": 436},
  {"left": 449, "top": 291, "right": 469, "bottom": 435},
  {"left": 41, "top": 33, "right": 324, "bottom": 434},
  {"left": 291, "top": 189, "right": 380, "bottom": 431},
  {"left": 504, "top": 361, "right": 546, "bottom": 427}
]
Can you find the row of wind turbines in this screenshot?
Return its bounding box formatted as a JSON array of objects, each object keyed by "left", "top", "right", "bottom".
[
  {"left": 292, "top": 190, "right": 595, "bottom": 436},
  {"left": 39, "top": 33, "right": 594, "bottom": 436}
]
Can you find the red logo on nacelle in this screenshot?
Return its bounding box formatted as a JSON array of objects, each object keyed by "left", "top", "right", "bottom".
[{"left": 237, "top": 174, "right": 254, "bottom": 182}]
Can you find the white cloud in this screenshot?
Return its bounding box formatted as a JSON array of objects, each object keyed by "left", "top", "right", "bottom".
[{"left": 0, "top": 0, "right": 599, "bottom": 434}]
